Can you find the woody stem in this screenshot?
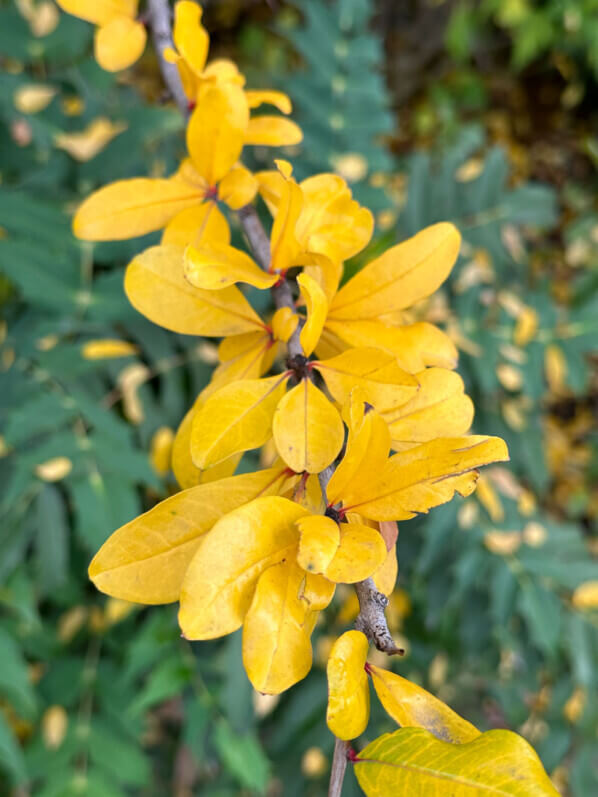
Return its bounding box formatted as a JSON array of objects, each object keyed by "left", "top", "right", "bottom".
[{"left": 146, "top": 0, "right": 397, "bottom": 654}]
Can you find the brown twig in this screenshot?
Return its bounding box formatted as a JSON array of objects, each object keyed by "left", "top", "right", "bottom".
[
  {"left": 145, "top": 0, "right": 399, "bottom": 662},
  {"left": 328, "top": 738, "right": 349, "bottom": 797}
]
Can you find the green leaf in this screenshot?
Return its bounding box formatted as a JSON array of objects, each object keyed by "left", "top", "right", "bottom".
[{"left": 213, "top": 720, "right": 270, "bottom": 793}]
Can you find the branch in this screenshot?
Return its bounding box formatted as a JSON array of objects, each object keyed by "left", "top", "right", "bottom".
[
  {"left": 355, "top": 579, "right": 404, "bottom": 655},
  {"left": 328, "top": 738, "right": 349, "bottom": 797},
  {"left": 146, "top": 0, "right": 399, "bottom": 656},
  {"left": 147, "top": 0, "right": 189, "bottom": 115}
]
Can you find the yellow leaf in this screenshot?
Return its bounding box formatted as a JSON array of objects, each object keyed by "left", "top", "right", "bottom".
[
  {"left": 484, "top": 531, "right": 522, "bottom": 556},
  {"left": 149, "top": 426, "right": 174, "bottom": 475},
  {"left": 303, "top": 571, "right": 336, "bottom": 610},
  {"left": 172, "top": 0, "right": 209, "bottom": 76},
  {"left": 497, "top": 362, "right": 523, "bottom": 391},
  {"left": 475, "top": 474, "right": 504, "bottom": 522},
  {"left": 572, "top": 580, "right": 598, "bottom": 610},
  {"left": 326, "top": 630, "right": 370, "bottom": 740},
  {"left": 368, "top": 665, "right": 479, "bottom": 743},
  {"left": 514, "top": 306, "right": 538, "bottom": 346},
  {"left": 327, "top": 402, "right": 390, "bottom": 507},
  {"left": 372, "top": 546, "right": 398, "bottom": 596},
  {"left": 191, "top": 374, "right": 289, "bottom": 468},
  {"left": 329, "top": 223, "right": 461, "bottom": 321},
  {"left": 42, "top": 706, "right": 68, "bottom": 750},
  {"left": 244, "top": 116, "right": 303, "bottom": 146},
  {"left": 184, "top": 242, "right": 277, "bottom": 290},
  {"left": 179, "top": 496, "right": 308, "bottom": 639},
  {"left": 14, "top": 83, "right": 57, "bottom": 113},
  {"left": 172, "top": 405, "right": 241, "bottom": 489},
  {"left": 116, "top": 362, "right": 149, "bottom": 424},
  {"left": 324, "top": 523, "right": 387, "bottom": 583},
  {"left": 323, "top": 320, "right": 458, "bottom": 373},
  {"left": 94, "top": 17, "right": 146, "bottom": 72},
  {"left": 545, "top": 344, "right": 567, "bottom": 393},
  {"left": 218, "top": 165, "right": 258, "bottom": 210},
  {"left": 315, "top": 348, "right": 418, "bottom": 412},
  {"left": 296, "top": 515, "right": 340, "bottom": 573},
  {"left": 73, "top": 178, "right": 203, "bottom": 240},
  {"left": 343, "top": 436, "right": 509, "bottom": 522},
  {"left": 55, "top": 117, "right": 126, "bottom": 162},
  {"left": 273, "top": 379, "right": 344, "bottom": 473},
  {"left": 81, "top": 338, "right": 138, "bottom": 359},
  {"left": 89, "top": 467, "right": 290, "bottom": 604},
  {"left": 243, "top": 559, "right": 314, "bottom": 694},
  {"left": 208, "top": 331, "right": 275, "bottom": 393},
  {"left": 271, "top": 306, "right": 299, "bottom": 342},
  {"left": 383, "top": 368, "right": 474, "bottom": 451},
  {"left": 270, "top": 169, "right": 303, "bottom": 273},
  {"left": 187, "top": 83, "right": 248, "bottom": 185},
  {"left": 55, "top": 0, "right": 135, "bottom": 26},
  {"left": 246, "top": 90, "right": 292, "bottom": 114},
  {"left": 124, "top": 245, "right": 264, "bottom": 336},
  {"left": 161, "top": 203, "right": 230, "bottom": 248},
  {"left": 297, "top": 273, "right": 328, "bottom": 356},
  {"left": 301, "top": 747, "right": 328, "bottom": 777},
  {"left": 354, "top": 728, "right": 559, "bottom": 796},
  {"left": 35, "top": 456, "right": 72, "bottom": 482}
]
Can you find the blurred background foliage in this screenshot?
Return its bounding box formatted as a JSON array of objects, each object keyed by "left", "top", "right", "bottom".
[{"left": 0, "top": 0, "right": 597, "bottom": 794}]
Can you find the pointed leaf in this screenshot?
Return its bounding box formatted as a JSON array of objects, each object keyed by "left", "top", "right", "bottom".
[
  {"left": 184, "top": 242, "right": 277, "bottom": 290},
  {"left": 191, "top": 374, "right": 288, "bottom": 468},
  {"left": 88, "top": 467, "right": 290, "bottom": 603},
  {"left": 172, "top": 405, "right": 241, "bottom": 489},
  {"left": 125, "top": 245, "right": 264, "bottom": 336},
  {"left": 179, "top": 496, "right": 308, "bottom": 639},
  {"left": 273, "top": 379, "right": 344, "bottom": 473},
  {"left": 243, "top": 559, "right": 314, "bottom": 694},
  {"left": 329, "top": 223, "right": 461, "bottom": 320},
  {"left": 355, "top": 728, "right": 559, "bottom": 796},
  {"left": 344, "top": 436, "right": 509, "bottom": 521},
  {"left": 297, "top": 272, "right": 327, "bottom": 356},
  {"left": 368, "top": 666, "right": 479, "bottom": 743}
]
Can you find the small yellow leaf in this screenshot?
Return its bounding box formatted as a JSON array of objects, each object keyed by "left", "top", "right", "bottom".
[
  {"left": 55, "top": 117, "right": 126, "bottom": 161},
  {"left": 35, "top": 456, "right": 72, "bottom": 482},
  {"left": 149, "top": 426, "right": 174, "bottom": 475},
  {"left": 94, "top": 17, "right": 146, "bottom": 72},
  {"left": 172, "top": 0, "right": 209, "bottom": 77},
  {"left": 326, "top": 630, "right": 370, "bottom": 740},
  {"left": 324, "top": 523, "right": 387, "bottom": 583},
  {"left": 161, "top": 203, "right": 230, "bottom": 248},
  {"left": 513, "top": 306, "right": 538, "bottom": 346},
  {"left": 246, "top": 90, "right": 292, "bottom": 114},
  {"left": 271, "top": 306, "right": 299, "bottom": 342},
  {"left": 327, "top": 402, "right": 390, "bottom": 507},
  {"left": 184, "top": 242, "right": 277, "bottom": 290},
  {"left": 117, "top": 362, "right": 149, "bottom": 424},
  {"left": 179, "top": 496, "right": 308, "bottom": 639},
  {"left": 270, "top": 169, "right": 303, "bottom": 273},
  {"left": 42, "top": 706, "right": 68, "bottom": 750},
  {"left": 187, "top": 83, "right": 248, "bottom": 185},
  {"left": 315, "top": 348, "right": 418, "bottom": 412},
  {"left": 273, "top": 379, "right": 344, "bottom": 473},
  {"left": 572, "top": 580, "right": 598, "bottom": 610},
  {"left": 14, "top": 83, "right": 56, "bottom": 113},
  {"left": 54, "top": 0, "right": 131, "bottom": 26},
  {"left": 244, "top": 116, "right": 303, "bottom": 146},
  {"left": 355, "top": 728, "right": 559, "bottom": 796},
  {"left": 296, "top": 515, "right": 340, "bottom": 573},
  {"left": 343, "top": 436, "right": 509, "bottom": 522},
  {"left": 74, "top": 179, "right": 202, "bottom": 241},
  {"left": 484, "top": 530, "right": 522, "bottom": 556},
  {"left": 297, "top": 272, "right": 328, "bottom": 356},
  {"left": 208, "top": 331, "right": 275, "bottom": 393},
  {"left": 125, "top": 245, "right": 264, "bottom": 336},
  {"left": 218, "top": 165, "right": 258, "bottom": 210},
  {"left": 497, "top": 362, "right": 523, "bottom": 391},
  {"left": 563, "top": 687, "right": 586, "bottom": 723},
  {"left": 191, "top": 374, "right": 288, "bottom": 468},
  {"left": 172, "top": 405, "right": 241, "bottom": 489},
  {"left": 81, "top": 338, "right": 138, "bottom": 359},
  {"left": 301, "top": 747, "right": 328, "bottom": 777},
  {"left": 372, "top": 545, "right": 398, "bottom": 596},
  {"left": 476, "top": 473, "right": 504, "bottom": 522},
  {"left": 328, "top": 223, "right": 461, "bottom": 321},
  {"left": 545, "top": 344, "right": 567, "bottom": 393},
  {"left": 243, "top": 558, "right": 314, "bottom": 694},
  {"left": 368, "top": 665, "right": 480, "bottom": 743},
  {"left": 323, "top": 320, "right": 458, "bottom": 373},
  {"left": 89, "top": 467, "right": 290, "bottom": 604},
  {"left": 384, "top": 368, "right": 474, "bottom": 451}
]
